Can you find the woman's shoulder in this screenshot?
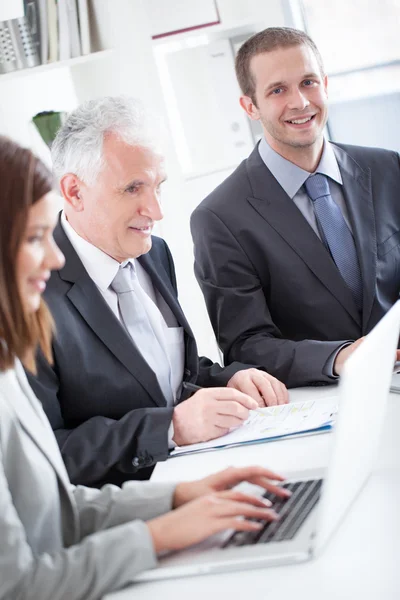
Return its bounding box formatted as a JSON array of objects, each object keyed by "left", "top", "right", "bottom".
[{"left": 0, "top": 363, "right": 22, "bottom": 417}]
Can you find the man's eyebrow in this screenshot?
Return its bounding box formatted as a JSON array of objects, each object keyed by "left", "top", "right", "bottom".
[
  {"left": 122, "top": 179, "right": 145, "bottom": 189},
  {"left": 302, "top": 72, "right": 320, "bottom": 80},
  {"left": 264, "top": 72, "right": 320, "bottom": 93},
  {"left": 264, "top": 80, "right": 286, "bottom": 93},
  {"left": 121, "top": 175, "right": 168, "bottom": 191}
]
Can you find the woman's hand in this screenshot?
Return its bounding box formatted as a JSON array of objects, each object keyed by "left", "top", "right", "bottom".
[
  {"left": 147, "top": 488, "right": 279, "bottom": 553},
  {"left": 147, "top": 466, "right": 291, "bottom": 553},
  {"left": 173, "top": 466, "right": 291, "bottom": 508}
]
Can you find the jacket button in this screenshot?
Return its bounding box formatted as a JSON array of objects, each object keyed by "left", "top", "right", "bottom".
[{"left": 132, "top": 457, "right": 140, "bottom": 467}]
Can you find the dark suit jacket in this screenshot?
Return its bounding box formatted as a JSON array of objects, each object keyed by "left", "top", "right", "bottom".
[
  {"left": 27, "top": 221, "right": 248, "bottom": 487},
  {"left": 190, "top": 142, "right": 400, "bottom": 388}
]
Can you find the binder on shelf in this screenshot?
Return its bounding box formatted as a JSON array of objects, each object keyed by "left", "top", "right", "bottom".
[
  {"left": 65, "top": 0, "right": 81, "bottom": 58},
  {"left": 0, "top": 0, "right": 95, "bottom": 75},
  {"left": 57, "top": 0, "right": 70, "bottom": 60},
  {"left": 38, "top": 0, "right": 48, "bottom": 63},
  {"left": 46, "top": 0, "right": 57, "bottom": 62},
  {"left": 77, "top": 0, "right": 90, "bottom": 55},
  {"left": 23, "top": 0, "right": 41, "bottom": 60}
]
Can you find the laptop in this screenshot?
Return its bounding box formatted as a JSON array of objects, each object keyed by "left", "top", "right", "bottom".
[
  {"left": 136, "top": 301, "right": 400, "bottom": 581},
  {"left": 390, "top": 371, "right": 400, "bottom": 393}
]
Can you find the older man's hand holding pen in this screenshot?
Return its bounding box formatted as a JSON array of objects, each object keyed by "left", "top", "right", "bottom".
[
  {"left": 172, "top": 367, "right": 288, "bottom": 446},
  {"left": 172, "top": 383, "right": 258, "bottom": 446}
]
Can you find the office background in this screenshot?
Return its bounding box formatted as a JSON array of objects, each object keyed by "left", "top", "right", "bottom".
[{"left": 1, "top": 0, "right": 399, "bottom": 361}]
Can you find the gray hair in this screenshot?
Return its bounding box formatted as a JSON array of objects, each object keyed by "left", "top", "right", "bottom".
[{"left": 51, "top": 96, "right": 165, "bottom": 185}]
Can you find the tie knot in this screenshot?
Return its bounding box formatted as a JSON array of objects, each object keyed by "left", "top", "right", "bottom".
[
  {"left": 111, "top": 264, "right": 135, "bottom": 294},
  {"left": 304, "top": 173, "right": 330, "bottom": 202}
]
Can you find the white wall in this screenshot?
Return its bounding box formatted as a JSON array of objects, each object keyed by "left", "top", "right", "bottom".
[
  {"left": 0, "top": 0, "right": 286, "bottom": 361},
  {"left": 0, "top": 69, "right": 77, "bottom": 165},
  {"left": 148, "top": 0, "right": 285, "bottom": 359}
]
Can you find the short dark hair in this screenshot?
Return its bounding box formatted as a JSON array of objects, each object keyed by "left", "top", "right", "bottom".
[
  {"left": 0, "top": 136, "right": 54, "bottom": 373},
  {"left": 235, "top": 27, "right": 325, "bottom": 104}
]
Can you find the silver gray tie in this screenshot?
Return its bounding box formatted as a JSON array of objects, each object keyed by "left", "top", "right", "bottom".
[{"left": 111, "top": 263, "right": 173, "bottom": 404}]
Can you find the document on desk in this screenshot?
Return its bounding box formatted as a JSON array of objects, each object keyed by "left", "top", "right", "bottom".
[{"left": 170, "top": 397, "right": 338, "bottom": 457}]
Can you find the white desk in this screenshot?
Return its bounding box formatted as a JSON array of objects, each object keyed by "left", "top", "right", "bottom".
[{"left": 105, "top": 388, "right": 400, "bottom": 600}]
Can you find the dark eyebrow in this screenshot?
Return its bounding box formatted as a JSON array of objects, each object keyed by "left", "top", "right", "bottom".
[
  {"left": 264, "top": 72, "right": 320, "bottom": 93},
  {"left": 264, "top": 80, "right": 286, "bottom": 93},
  {"left": 302, "top": 72, "right": 320, "bottom": 80}
]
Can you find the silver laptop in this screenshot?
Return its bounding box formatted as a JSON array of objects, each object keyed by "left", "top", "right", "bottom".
[
  {"left": 136, "top": 301, "right": 400, "bottom": 581},
  {"left": 390, "top": 372, "right": 400, "bottom": 393}
]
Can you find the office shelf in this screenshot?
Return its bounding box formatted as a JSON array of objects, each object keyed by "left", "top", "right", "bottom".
[{"left": 0, "top": 49, "right": 114, "bottom": 83}]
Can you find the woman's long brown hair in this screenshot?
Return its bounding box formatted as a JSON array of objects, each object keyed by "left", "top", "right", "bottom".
[{"left": 0, "top": 136, "right": 55, "bottom": 373}]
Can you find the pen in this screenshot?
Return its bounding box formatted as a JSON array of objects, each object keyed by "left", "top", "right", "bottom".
[{"left": 182, "top": 382, "right": 203, "bottom": 393}]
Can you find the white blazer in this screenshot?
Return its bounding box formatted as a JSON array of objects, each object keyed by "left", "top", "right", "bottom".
[{"left": 0, "top": 361, "right": 175, "bottom": 600}]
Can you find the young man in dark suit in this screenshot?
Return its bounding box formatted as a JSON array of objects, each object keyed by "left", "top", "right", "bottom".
[
  {"left": 191, "top": 27, "right": 400, "bottom": 389},
  {"left": 27, "top": 96, "right": 287, "bottom": 488}
]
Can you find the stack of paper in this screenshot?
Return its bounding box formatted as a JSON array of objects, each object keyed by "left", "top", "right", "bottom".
[{"left": 170, "top": 397, "right": 338, "bottom": 458}]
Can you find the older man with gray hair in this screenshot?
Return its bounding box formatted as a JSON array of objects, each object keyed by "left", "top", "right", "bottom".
[{"left": 27, "top": 96, "right": 287, "bottom": 488}]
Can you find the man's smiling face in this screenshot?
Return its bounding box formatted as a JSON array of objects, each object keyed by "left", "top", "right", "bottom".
[
  {"left": 68, "top": 132, "right": 166, "bottom": 262},
  {"left": 242, "top": 43, "right": 328, "bottom": 160}
]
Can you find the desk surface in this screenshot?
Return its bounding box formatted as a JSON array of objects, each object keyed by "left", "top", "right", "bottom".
[{"left": 105, "top": 388, "right": 400, "bottom": 600}]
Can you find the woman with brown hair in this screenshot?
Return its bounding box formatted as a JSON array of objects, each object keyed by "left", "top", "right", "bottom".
[{"left": 0, "top": 135, "right": 288, "bottom": 599}]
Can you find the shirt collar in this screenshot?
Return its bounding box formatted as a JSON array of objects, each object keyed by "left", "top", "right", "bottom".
[
  {"left": 61, "top": 212, "right": 136, "bottom": 291},
  {"left": 258, "top": 137, "right": 343, "bottom": 199}
]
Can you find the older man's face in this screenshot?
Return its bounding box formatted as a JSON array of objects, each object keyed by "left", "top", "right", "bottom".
[{"left": 75, "top": 133, "right": 166, "bottom": 262}]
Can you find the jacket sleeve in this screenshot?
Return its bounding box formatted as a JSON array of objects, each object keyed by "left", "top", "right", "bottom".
[
  {"left": 196, "top": 355, "right": 259, "bottom": 387},
  {"left": 72, "top": 479, "right": 176, "bottom": 537},
  {"left": 160, "top": 233, "right": 260, "bottom": 388},
  {"left": 190, "top": 205, "right": 346, "bottom": 388},
  {"left": 26, "top": 352, "right": 174, "bottom": 486},
  {"left": 0, "top": 447, "right": 175, "bottom": 600}
]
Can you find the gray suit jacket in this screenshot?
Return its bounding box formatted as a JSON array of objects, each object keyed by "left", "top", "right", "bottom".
[
  {"left": 191, "top": 143, "right": 400, "bottom": 388},
  {"left": 0, "top": 360, "right": 175, "bottom": 600}
]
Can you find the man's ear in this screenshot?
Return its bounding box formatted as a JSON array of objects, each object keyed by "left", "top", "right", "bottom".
[
  {"left": 60, "top": 173, "right": 84, "bottom": 212},
  {"left": 323, "top": 74, "right": 329, "bottom": 99},
  {"left": 239, "top": 95, "right": 260, "bottom": 121}
]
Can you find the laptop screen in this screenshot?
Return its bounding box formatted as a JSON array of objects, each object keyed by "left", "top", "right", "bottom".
[{"left": 314, "top": 301, "right": 400, "bottom": 552}]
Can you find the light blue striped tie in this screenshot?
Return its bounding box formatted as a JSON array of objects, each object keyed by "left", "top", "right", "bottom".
[{"left": 305, "top": 174, "right": 363, "bottom": 310}]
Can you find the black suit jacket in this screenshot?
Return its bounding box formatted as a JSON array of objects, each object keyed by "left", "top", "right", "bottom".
[
  {"left": 190, "top": 142, "right": 400, "bottom": 388},
  {"left": 27, "top": 221, "right": 247, "bottom": 487}
]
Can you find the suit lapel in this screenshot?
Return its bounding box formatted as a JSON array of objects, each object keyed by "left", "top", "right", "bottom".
[
  {"left": 54, "top": 221, "right": 167, "bottom": 408},
  {"left": 332, "top": 144, "right": 377, "bottom": 332},
  {"left": 246, "top": 148, "right": 361, "bottom": 327},
  {"left": 138, "top": 251, "right": 197, "bottom": 377},
  {"left": 138, "top": 252, "right": 194, "bottom": 336},
  {"left": 12, "top": 362, "right": 72, "bottom": 491}
]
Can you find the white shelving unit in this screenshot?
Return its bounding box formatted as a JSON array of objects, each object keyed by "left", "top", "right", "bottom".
[
  {"left": 0, "top": 1, "right": 166, "bottom": 154},
  {"left": 0, "top": 49, "right": 114, "bottom": 83}
]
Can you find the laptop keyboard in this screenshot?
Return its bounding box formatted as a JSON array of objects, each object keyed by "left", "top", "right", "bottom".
[{"left": 223, "top": 479, "right": 323, "bottom": 548}]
